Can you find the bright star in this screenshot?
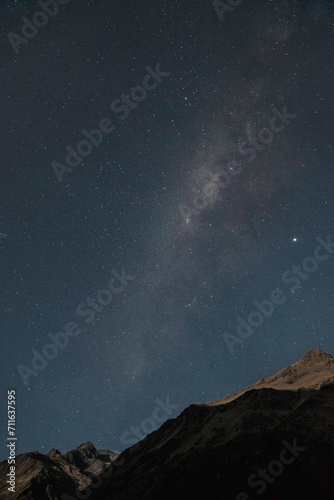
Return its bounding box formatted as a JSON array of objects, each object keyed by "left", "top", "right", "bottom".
[{"left": 293, "top": 238, "right": 297, "bottom": 242}]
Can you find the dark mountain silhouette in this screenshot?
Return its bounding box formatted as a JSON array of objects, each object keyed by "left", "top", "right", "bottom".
[
  {"left": 1, "top": 348, "right": 333, "bottom": 499},
  {"left": 0, "top": 441, "right": 118, "bottom": 500}
]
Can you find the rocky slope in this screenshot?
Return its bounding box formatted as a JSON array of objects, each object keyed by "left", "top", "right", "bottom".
[
  {"left": 1, "top": 348, "right": 333, "bottom": 500},
  {"left": 93, "top": 348, "right": 334, "bottom": 500},
  {"left": 0, "top": 441, "right": 118, "bottom": 500}
]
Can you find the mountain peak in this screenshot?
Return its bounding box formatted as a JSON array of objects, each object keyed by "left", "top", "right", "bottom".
[
  {"left": 207, "top": 348, "right": 334, "bottom": 406},
  {"left": 75, "top": 441, "right": 96, "bottom": 452},
  {"left": 300, "top": 348, "right": 333, "bottom": 362},
  {"left": 47, "top": 448, "right": 62, "bottom": 458}
]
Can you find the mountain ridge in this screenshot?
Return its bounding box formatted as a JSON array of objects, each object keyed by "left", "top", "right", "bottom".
[
  {"left": 1, "top": 348, "right": 333, "bottom": 500},
  {"left": 205, "top": 347, "right": 334, "bottom": 407}
]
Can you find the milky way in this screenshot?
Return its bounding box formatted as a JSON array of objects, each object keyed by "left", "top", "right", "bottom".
[{"left": 0, "top": 0, "right": 333, "bottom": 457}]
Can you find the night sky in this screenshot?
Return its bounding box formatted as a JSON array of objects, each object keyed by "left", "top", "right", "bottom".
[{"left": 1, "top": 0, "right": 334, "bottom": 459}]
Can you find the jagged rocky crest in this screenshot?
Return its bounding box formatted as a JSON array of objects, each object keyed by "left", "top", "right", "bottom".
[
  {"left": 0, "top": 441, "right": 119, "bottom": 500},
  {"left": 1, "top": 348, "right": 333, "bottom": 499}
]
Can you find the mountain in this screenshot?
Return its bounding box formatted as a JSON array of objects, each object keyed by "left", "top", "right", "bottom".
[
  {"left": 207, "top": 347, "right": 334, "bottom": 405},
  {"left": 0, "top": 441, "right": 119, "bottom": 500},
  {"left": 93, "top": 348, "right": 334, "bottom": 500},
  {"left": 1, "top": 348, "right": 333, "bottom": 500}
]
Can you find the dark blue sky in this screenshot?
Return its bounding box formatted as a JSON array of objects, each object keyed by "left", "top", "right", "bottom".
[{"left": 1, "top": 0, "right": 334, "bottom": 458}]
